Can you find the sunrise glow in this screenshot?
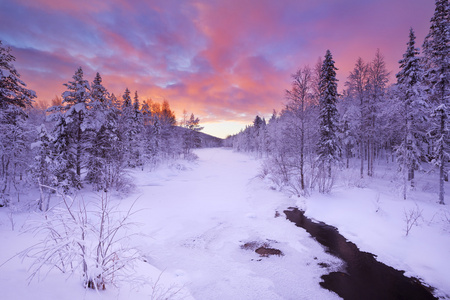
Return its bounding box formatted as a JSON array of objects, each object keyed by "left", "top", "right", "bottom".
[{"left": 0, "top": 0, "right": 434, "bottom": 138}]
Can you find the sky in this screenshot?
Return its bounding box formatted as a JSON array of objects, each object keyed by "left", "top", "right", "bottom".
[{"left": 0, "top": 0, "right": 435, "bottom": 138}]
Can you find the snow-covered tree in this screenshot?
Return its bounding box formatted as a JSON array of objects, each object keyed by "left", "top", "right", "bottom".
[
  {"left": 31, "top": 125, "right": 55, "bottom": 211},
  {"left": 48, "top": 67, "right": 91, "bottom": 191},
  {"left": 343, "top": 51, "right": 390, "bottom": 178},
  {"left": 182, "top": 112, "right": 203, "bottom": 156},
  {"left": 395, "top": 28, "right": 428, "bottom": 197},
  {"left": 85, "top": 73, "right": 124, "bottom": 191},
  {"left": 250, "top": 115, "right": 267, "bottom": 155},
  {"left": 118, "top": 88, "right": 134, "bottom": 167},
  {"left": 345, "top": 57, "right": 370, "bottom": 177},
  {"left": 285, "top": 66, "right": 316, "bottom": 190},
  {"left": 0, "top": 41, "right": 35, "bottom": 109},
  {"left": 365, "top": 49, "right": 390, "bottom": 176},
  {"left": 317, "top": 50, "right": 341, "bottom": 180},
  {"left": 159, "top": 100, "right": 180, "bottom": 158},
  {"left": 131, "top": 91, "right": 145, "bottom": 168},
  {"left": 0, "top": 41, "right": 36, "bottom": 205},
  {"left": 140, "top": 99, "right": 160, "bottom": 166},
  {"left": 422, "top": 0, "right": 450, "bottom": 204}
]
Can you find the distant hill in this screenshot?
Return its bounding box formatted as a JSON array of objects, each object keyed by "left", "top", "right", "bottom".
[{"left": 174, "top": 126, "right": 223, "bottom": 148}]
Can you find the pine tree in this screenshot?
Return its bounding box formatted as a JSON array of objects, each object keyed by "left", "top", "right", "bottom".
[
  {"left": 0, "top": 41, "right": 36, "bottom": 109},
  {"left": 32, "top": 125, "right": 55, "bottom": 211},
  {"left": 159, "top": 100, "right": 179, "bottom": 158},
  {"left": 119, "top": 88, "right": 134, "bottom": 166},
  {"left": 0, "top": 41, "right": 36, "bottom": 204},
  {"left": 48, "top": 67, "right": 91, "bottom": 190},
  {"left": 85, "top": 73, "right": 123, "bottom": 190},
  {"left": 183, "top": 113, "right": 203, "bottom": 155},
  {"left": 422, "top": 0, "right": 450, "bottom": 204},
  {"left": 396, "top": 28, "right": 428, "bottom": 198},
  {"left": 140, "top": 99, "right": 155, "bottom": 162},
  {"left": 317, "top": 50, "right": 340, "bottom": 179},
  {"left": 110, "top": 93, "right": 121, "bottom": 110},
  {"left": 131, "top": 91, "right": 144, "bottom": 167}
]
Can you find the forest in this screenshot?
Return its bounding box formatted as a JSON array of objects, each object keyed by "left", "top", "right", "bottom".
[
  {"left": 226, "top": 0, "right": 450, "bottom": 204},
  {"left": 0, "top": 57, "right": 209, "bottom": 209},
  {"left": 1, "top": 2, "right": 448, "bottom": 207}
]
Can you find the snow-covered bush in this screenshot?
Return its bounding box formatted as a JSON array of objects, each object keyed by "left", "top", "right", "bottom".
[
  {"left": 403, "top": 203, "right": 423, "bottom": 236},
  {"left": 315, "top": 166, "right": 335, "bottom": 194},
  {"left": 22, "top": 191, "right": 142, "bottom": 290}
]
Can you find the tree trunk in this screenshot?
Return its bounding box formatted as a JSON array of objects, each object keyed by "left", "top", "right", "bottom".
[
  {"left": 360, "top": 141, "right": 364, "bottom": 178},
  {"left": 439, "top": 113, "right": 445, "bottom": 205},
  {"left": 77, "top": 126, "right": 82, "bottom": 177},
  {"left": 300, "top": 117, "right": 305, "bottom": 190}
]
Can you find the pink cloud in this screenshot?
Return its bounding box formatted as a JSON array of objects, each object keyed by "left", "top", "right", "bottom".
[{"left": 1, "top": 0, "right": 436, "bottom": 136}]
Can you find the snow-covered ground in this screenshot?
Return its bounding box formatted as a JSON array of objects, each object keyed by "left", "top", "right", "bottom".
[
  {"left": 0, "top": 148, "right": 449, "bottom": 299},
  {"left": 0, "top": 148, "right": 341, "bottom": 300},
  {"left": 297, "top": 161, "right": 450, "bottom": 299}
]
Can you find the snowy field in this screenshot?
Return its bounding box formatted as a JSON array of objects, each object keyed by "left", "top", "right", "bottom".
[{"left": 0, "top": 148, "right": 449, "bottom": 299}]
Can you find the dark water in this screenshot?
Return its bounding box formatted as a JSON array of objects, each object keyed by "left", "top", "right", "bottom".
[{"left": 284, "top": 207, "right": 437, "bottom": 300}]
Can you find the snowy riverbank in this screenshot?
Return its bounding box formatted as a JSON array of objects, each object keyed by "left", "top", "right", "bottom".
[{"left": 0, "top": 148, "right": 449, "bottom": 299}]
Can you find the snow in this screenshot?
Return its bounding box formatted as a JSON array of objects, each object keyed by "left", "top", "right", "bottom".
[
  {"left": 0, "top": 148, "right": 340, "bottom": 299},
  {"left": 299, "top": 163, "right": 450, "bottom": 299},
  {"left": 0, "top": 148, "right": 449, "bottom": 299}
]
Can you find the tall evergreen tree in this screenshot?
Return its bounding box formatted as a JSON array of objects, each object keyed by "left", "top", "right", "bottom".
[
  {"left": 48, "top": 67, "right": 90, "bottom": 190},
  {"left": 396, "top": 28, "right": 427, "bottom": 197},
  {"left": 0, "top": 41, "right": 36, "bottom": 204},
  {"left": 159, "top": 100, "right": 179, "bottom": 158},
  {"left": 317, "top": 50, "right": 340, "bottom": 179},
  {"left": 131, "top": 91, "right": 144, "bottom": 167},
  {"left": 422, "top": 0, "right": 450, "bottom": 204},
  {"left": 85, "top": 73, "right": 123, "bottom": 190},
  {"left": 183, "top": 113, "right": 203, "bottom": 155},
  {"left": 119, "top": 88, "right": 134, "bottom": 166},
  {"left": 32, "top": 125, "right": 55, "bottom": 211}
]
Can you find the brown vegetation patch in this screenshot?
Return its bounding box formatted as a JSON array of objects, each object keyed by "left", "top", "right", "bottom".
[
  {"left": 255, "top": 246, "right": 283, "bottom": 257},
  {"left": 240, "top": 240, "right": 283, "bottom": 257}
]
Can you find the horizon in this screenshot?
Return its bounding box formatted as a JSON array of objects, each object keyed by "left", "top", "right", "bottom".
[{"left": 0, "top": 0, "right": 435, "bottom": 138}]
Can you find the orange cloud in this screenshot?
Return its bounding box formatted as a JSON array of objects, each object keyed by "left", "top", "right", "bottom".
[{"left": 1, "top": 0, "right": 435, "bottom": 137}]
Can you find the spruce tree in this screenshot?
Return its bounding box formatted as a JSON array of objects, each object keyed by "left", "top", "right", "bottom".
[
  {"left": 422, "top": 0, "right": 450, "bottom": 204},
  {"left": 0, "top": 41, "right": 36, "bottom": 204},
  {"left": 131, "top": 91, "right": 144, "bottom": 167},
  {"left": 85, "top": 73, "right": 122, "bottom": 190},
  {"left": 32, "top": 125, "right": 55, "bottom": 210},
  {"left": 317, "top": 50, "right": 340, "bottom": 179},
  {"left": 396, "top": 28, "right": 428, "bottom": 198},
  {"left": 119, "top": 88, "right": 134, "bottom": 166},
  {"left": 159, "top": 100, "right": 178, "bottom": 158},
  {"left": 183, "top": 113, "right": 203, "bottom": 155},
  {"left": 48, "top": 67, "right": 91, "bottom": 190}
]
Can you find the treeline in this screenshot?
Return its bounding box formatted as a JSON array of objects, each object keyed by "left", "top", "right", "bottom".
[
  {"left": 226, "top": 0, "right": 450, "bottom": 204},
  {"left": 0, "top": 48, "right": 204, "bottom": 208}
]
